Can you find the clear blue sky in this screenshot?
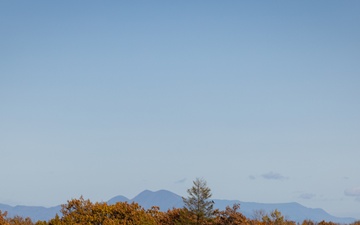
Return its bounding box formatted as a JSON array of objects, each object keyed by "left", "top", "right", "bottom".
[{"left": 1, "top": 0, "right": 359, "bottom": 219}]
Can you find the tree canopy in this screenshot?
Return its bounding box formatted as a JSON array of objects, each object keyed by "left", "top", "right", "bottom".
[{"left": 1, "top": 179, "right": 359, "bottom": 225}]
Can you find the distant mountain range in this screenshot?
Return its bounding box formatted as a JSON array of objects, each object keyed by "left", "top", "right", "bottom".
[
  {"left": 0, "top": 190, "right": 356, "bottom": 223},
  {"left": 0, "top": 203, "right": 61, "bottom": 222}
]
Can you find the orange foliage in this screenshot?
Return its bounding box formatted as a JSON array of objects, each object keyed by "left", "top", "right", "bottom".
[{"left": 1, "top": 198, "right": 355, "bottom": 225}]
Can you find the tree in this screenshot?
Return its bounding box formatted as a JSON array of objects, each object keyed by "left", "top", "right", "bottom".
[
  {"left": 182, "top": 178, "right": 214, "bottom": 225},
  {"left": 60, "top": 196, "right": 157, "bottom": 225},
  {"left": 213, "top": 203, "right": 247, "bottom": 225},
  {"left": 261, "top": 209, "right": 295, "bottom": 225},
  {"left": 0, "top": 211, "right": 10, "bottom": 225}
]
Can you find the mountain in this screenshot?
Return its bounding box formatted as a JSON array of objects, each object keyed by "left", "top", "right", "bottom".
[
  {"left": 0, "top": 190, "right": 357, "bottom": 223},
  {"left": 213, "top": 200, "right": 356, "bottom": 224},
  {"left": 107, "top": 195, "right": 129, "bottom": 205},
  {"left": 107, "top": 190, "right": 184, "bottom": 210},
  {"left": 111, "top": 190, "right": 356, "bottom": 224},
  {"left": 131, "top": 190, "right": 183, "bottom": 209},
  {"left": 0, "top": 203, "right": 61, "bottom": 222}
]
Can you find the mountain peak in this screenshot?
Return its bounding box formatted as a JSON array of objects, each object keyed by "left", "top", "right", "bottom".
[
  {"left": 107, "top": 195, "right": 129, "bottom": 205},
  {"left": 0, "top": 190, "right": 356, "bottom": 223}
]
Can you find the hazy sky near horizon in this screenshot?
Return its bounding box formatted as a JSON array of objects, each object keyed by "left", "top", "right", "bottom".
[{"left": 1, "top": 0, "right": 360, "bottom": 219}]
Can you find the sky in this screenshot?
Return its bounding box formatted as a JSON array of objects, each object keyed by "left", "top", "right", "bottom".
[{"left": 1, "top": 0, "right": 360, "bottom": 220}]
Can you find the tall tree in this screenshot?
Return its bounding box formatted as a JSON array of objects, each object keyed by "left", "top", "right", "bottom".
[{"left": 182, "top": 178, "right": 214, "bottom": 225}]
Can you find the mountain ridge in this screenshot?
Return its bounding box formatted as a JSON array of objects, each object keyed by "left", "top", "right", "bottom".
[{"left": 0, "top": 190, "right": 356, "bottom": 223}]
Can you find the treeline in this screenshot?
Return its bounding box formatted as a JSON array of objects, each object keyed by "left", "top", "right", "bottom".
[
  {"left": 1, "top": 178, "right": 359, "bottom": 225},
  {"left": 0, "top": 198, "right": 359, "bottom": 225}
]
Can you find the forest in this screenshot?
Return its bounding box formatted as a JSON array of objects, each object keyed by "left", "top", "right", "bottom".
[{"left": 1, "top": 179, "right": 359, "bottom": 225}]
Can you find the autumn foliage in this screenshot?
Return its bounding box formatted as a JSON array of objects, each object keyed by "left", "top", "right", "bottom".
[{"left": 1, "top": 198, "right": 359, "bottom": 225}]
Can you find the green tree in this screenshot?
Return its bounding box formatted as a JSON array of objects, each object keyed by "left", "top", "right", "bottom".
[{"left": 182, "top": 178, "right": 214, "bottom": 225}]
